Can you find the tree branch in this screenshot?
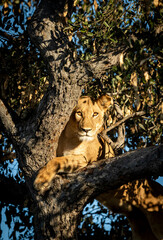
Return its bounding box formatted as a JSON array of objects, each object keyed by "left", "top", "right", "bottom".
[
  {"left": 0, "top": 152, "right": 16, "bottom": 162},
  {"left": 0, "top": 99, "right": 17, "bottom": 137},
  {"left": 102, "top": 110, "right": 146, "bottom": 135},
  {"left": 0, "top": 29, "right": 17, "bottom": 42},
  {"left": 28, "top": 0, "right": 124, "bottom": 86},
  {"left": 99, "top": 110, "right": 146, "bottom": 150},
  {"left": 34, "top": 145, "right": 163, "bottom": 239},
  {"left": 86, "top": 48, "right": 126, "bottom": 79},
  {"left": 57, "top": 145, "right": 163, "bottom": 203}
]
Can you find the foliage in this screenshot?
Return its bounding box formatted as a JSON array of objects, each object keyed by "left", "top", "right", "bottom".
[
  {"left": 0, "top": 0, "right": 48, "bottom": 118},
  {"left": 0, "top": 202, "right": 33, "bottom": 240},
  {"left": 67, "top": 0, "right": 162, "bottom": 150},
  {"left": 0, "top": 0, "right": 162, "bottom": 239},
  {"left": 0, "top": 1, "right": 47, "bottom": 239},
  {"left": 78, "top": 200, "right": 132, "bottom": 240},
  {"left": 0, "top": 0, "right": 48, "bottom": 184}
]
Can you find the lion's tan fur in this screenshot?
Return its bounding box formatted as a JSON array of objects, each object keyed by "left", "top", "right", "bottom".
[
  {"left": 57, "top": 95, "right": 114, "bottom": 162},
  {"left": 34, "top": 95, "right": 163, "bottom": 240}
]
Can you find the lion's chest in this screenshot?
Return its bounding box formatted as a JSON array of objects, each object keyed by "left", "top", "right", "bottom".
[
  {"left": 58, "top": 138, "right": 101, "bottom": 162},
  {"left": 62, "top": 146, "right": 86, "bottom": 156}
]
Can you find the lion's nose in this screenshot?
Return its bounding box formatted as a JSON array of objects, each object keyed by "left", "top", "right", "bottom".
[{"left": 81, "top": 128, "right": 92, "bottom": 133}]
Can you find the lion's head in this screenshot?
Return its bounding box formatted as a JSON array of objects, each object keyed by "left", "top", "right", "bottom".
[{"left": 65, "top": 95, "right": 113, "bottom": 141}]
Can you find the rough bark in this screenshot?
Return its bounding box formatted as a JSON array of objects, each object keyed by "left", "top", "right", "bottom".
[
  {"left": 34, "top": 144, "right": 163, "bottom": 239},
  {"left": 0, "top": 0, "right": 162, "bottom": 239}
]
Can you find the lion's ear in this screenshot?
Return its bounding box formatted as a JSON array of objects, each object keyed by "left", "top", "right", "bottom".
[{"left": 96, "top": 95, "right": 113, "bottom": 112}]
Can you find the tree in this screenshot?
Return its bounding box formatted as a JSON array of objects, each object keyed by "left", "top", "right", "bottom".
[{"left": 0, "top": 0, "right": 162, "bottom": 239}]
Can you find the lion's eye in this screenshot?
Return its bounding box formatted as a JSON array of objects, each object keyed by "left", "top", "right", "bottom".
[
  {"left": 93, "top": 112, "right": 98, "bottom": 117},
  {"left": 76, "top": 111, "right": 82, "bottom": 117}
]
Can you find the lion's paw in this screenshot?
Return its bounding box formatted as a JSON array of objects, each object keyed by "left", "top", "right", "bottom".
[
  {"left": 34, "top": 179, "right": 51, "bottom": 194},
  {"left": 34, "top": 168, "right": 53, "bottom": 194}
]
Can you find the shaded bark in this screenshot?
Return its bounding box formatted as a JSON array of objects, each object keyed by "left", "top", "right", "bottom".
[
  {"left": 0, "top": 0, "right": 162, "bottom": 239},
  {"left": 0, "top": 175, "right": 29, "bottom": 205}
]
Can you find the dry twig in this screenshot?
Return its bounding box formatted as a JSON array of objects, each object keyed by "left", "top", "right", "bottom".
[{"left": 100, "top": 107, "right": 146, "bottom": 151}]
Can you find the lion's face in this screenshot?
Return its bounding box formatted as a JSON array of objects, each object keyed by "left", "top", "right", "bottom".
[{"left": 68, "top": 95, "right": 113, "bottom": 141}]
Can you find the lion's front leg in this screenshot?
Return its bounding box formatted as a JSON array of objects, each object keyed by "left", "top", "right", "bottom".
[{"left": 34, "top": 155, "right": 87, "bottom": 193}]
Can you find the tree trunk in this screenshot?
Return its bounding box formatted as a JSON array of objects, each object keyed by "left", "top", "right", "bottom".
[
  {"left": 33, "top": 177, "right": 85, "bottom": 240},
  {"left": 0, "top": 0, "right": 162, "bottom": 239}
]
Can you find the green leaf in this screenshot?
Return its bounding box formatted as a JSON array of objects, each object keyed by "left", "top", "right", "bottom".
[
  {"left": 87, "top": 32, "right": 94, "bottom": 37},
  {"left": 104, "top": 21, "right": 109, "bottom": 28},
  {"left": 139, "top": 123, "right": 146, "bottom": 131}
]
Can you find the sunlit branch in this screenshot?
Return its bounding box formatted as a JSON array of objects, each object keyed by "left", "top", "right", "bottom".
[
  {"left": 100, "top": 110, "right": 146, "bottom": 150},
  {"left": 59, "top": 145, "right": 163, "bottom": 200}
]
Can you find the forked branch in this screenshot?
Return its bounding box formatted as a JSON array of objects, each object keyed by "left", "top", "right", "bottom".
[{"left": 100, "top": 102, "right": 146, "bottom": 150}]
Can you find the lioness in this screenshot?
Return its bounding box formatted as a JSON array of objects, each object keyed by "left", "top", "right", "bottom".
[
  {"left": 34, "top": 95, "right": 163, "bottom": 240},
  {"left": 34, "top": 95, "right": 114, "bottom": 191}
]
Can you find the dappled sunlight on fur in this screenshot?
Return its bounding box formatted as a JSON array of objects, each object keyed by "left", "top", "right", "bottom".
[{"left": 97, "top": 179, "right": 163, "bottom": 240}]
